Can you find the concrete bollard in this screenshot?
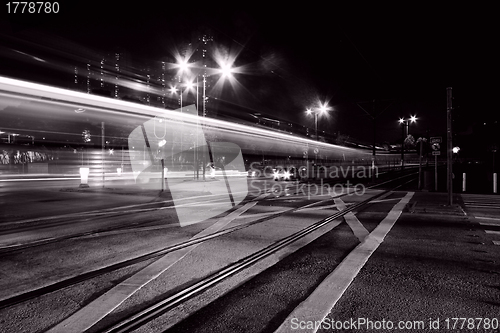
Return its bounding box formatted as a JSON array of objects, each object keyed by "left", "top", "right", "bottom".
[
  {"left": 494, "top": 173, "right": 497, "bottom": 194},
  {"left": 462, "top": 172, "right": 466, "bottom": 192},
  {"left": 79, "top": 167, "right": 90, "bottom": 188}
]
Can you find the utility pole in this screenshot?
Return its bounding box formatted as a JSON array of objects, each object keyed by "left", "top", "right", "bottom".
[
  {"left": 101, "top": 121, "right": 105, "bottom": 188},
  {"left": 417, "top": 137, "right": 426, "bottom": 189},
  {"left": 357, "top": 99, "right": 395, "bottom": 182},
  {"left": 447, "top": 87, "right": 453, "bottom": 205},
  {"left": 401, "top": 120, "right": 405, "bottom": 170}
]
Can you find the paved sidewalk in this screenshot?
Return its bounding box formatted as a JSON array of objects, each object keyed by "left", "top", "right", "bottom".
[
  {"left": 406, "top": 192, "right": 467, "bottom": 216},
  {"left": 275, "top": 190, "right": 499, "bottom": 333},
  {"left": 317, "top": 191, "right": 500, "bottom": 333}
]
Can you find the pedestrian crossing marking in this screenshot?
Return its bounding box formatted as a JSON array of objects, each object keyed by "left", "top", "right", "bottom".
[{"left": 334, "top": 198, "right": 369, "bottom": 242}]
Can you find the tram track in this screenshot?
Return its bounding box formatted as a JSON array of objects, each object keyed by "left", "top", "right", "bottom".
[
  {"left": 100, "top": 174, "right": 418, "bottom": 333},
  {"left": 0, "top": 188, "right": 272, "bottom": 253},
  {"left": 0, "top": 172, "right": 417, "bottom": 317},
  {"left": 0, "top": 195, "right": 241, "bottom": 253},
  {"left": 0, "top": 187, "right": 342, "bottom": 310},
  {"left": 0, "top": 170, "right": 418, "bottom": 254}
]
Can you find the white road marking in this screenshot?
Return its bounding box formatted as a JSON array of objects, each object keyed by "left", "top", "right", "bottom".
[
  {"left": 275, "top": 192, "right": 414, "bottom": 333},
  {"left": 295, "top": 203, "right": 349, "bottom": 213},
  {"left": 479, "top": 222, "right": 500, "bottom": 227},
  {"left": 368, "top": 197, "right": 402, "bottom": 204},
  {"left": 485, "top": 230, "right": 500, "bottom": 236},
  {"left": 493, "top": 241, "right": 500, "bottom": 246},
  {"left": 334, "top": 198, "right": 369, "bottom": 242},
  {"left": 465, "top": 204, "right": 500, "bottom": 209},
  {"left": 46, "top": 194, "right": 267, "bottom": 333},
  {"left": 234, "top": 210, "right": 291, "bottom": 220},
  {"left": 476, "top": 216, "right": 500, "bottom": 221}
]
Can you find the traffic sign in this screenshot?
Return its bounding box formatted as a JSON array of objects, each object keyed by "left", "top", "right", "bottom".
[
  {"left": 430, "top": 137, "right": 442, "bottom": 144},
  {"left": 431, "top": 143, "right": 440, "bottom": 151},
  {"left": 430, "top": 137, "right": 442, "bottom": 152},
  {"left": 313, "top": 148, "right": 319, "bottom": 154}
]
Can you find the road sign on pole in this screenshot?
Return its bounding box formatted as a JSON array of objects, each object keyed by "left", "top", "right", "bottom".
[
  {"left": 430, "top": 136, "right": 442, "bottom": 191},
  {"left": 430, "top": 137, "right": 442, "bottom": 152},
  {"left": 430, "top": 137, "right": 442, "bottom": 144}
]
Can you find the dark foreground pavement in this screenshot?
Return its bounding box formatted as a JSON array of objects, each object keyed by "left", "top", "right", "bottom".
[
  {"left": 318, "top": 191, "right": 500, "bottom": 332},
  {"left": 164, "top": 191, "right": 500, "bottom": 333},
  {"left": 2, "top": 175, "right": 499, "bottom": 332}
]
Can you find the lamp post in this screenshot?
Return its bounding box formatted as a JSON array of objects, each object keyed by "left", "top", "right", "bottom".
[
  {"left": 398, "top": 115, "right": 417, "bottom": 170},
  {"left": 169, "top": 81, "right": 195, "bottom": 173},
  {"left": 172, "top": 55, "right": 235, "bottom": 180},
  {"left": 175, "top": 58, "right": 191, "bottom": 113},
  {"left": 306, "top": 103, "right": 329, "bottom": 141},
  {"left": 306, "top": 103, "right": 330, "bottom": 178}
]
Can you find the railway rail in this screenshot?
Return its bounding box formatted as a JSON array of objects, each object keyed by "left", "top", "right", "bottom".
[
  {"left": 99, "top": 174, "right": 419, "bottom": 333},
  {"left": 0, "top": 171, "right": 417, "bottom": 316}
]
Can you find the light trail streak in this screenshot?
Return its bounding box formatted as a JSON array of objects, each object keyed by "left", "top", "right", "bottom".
[{"left": 0, "top": 76, "right": 367, "bottom": 156}]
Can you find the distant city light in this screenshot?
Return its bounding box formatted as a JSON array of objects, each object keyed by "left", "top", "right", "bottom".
[
  {"left": 399, "top": 116, "right": 417, "bottom": 124},
  {"left": 319, "top": 102, "right": 330, "bottom": 114},
  {"left": 185, "top": 81, "right": 194, "bottom": 90},
  {"left": 219, "top": 62, "right": 234, "bottom": 77},
  {"left": 82, "top": 129, "right": 91, "bottom": 143},
  {"left": 178, "top": 59, "right": 190, "bottom": 72}
]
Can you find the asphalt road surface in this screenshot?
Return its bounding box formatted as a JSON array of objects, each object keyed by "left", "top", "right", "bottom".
[{"left": 0, "top": 175, "right": 498, "bottom": 333}]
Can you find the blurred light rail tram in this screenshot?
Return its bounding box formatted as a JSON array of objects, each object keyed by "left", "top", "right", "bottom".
[{"left": 0, "top": 76, "right": 408, "bottom": 188}]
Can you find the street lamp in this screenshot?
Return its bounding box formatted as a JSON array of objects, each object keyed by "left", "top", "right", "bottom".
[
  {"left": 399, "top": 115, "right": 417, "bottom": 170},
  {"left": 218, "top": 61, "right": 234, "bottom": 78},
  {"left": 169, "top": 82, "right": 195, "bottom": 172},
  {"left": 176, "top": 58, "right": 191, "bottom": 75},
  {"left": 306, "top": 102, "right": 330, "bottom": 178},
  {"left": 169, "top": 80, "right": 195, "bottom": 114},
  {"left": 306, "top": 102, "right": 330, "bottom": 142}
]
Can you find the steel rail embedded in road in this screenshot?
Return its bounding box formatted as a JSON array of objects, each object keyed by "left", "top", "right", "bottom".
[
  {"left": 0, "top": 202, "right": 281, "bottom": 311},
  {"left": 0, "top": 186, "right": 358, "bottom": 310},
  {"left": 102, "top": 176, "right": 417, "bottom": 333},
  {"left": 0, "top": 173, "right": 417, "bottom": 317},
  {"left": 0, "top": 195, "right": 244, "bottom": 253}
]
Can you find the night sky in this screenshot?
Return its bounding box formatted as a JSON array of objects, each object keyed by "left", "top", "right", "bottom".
[{"left": 1, "top": 3, "right": 497, "bottom": 154}]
